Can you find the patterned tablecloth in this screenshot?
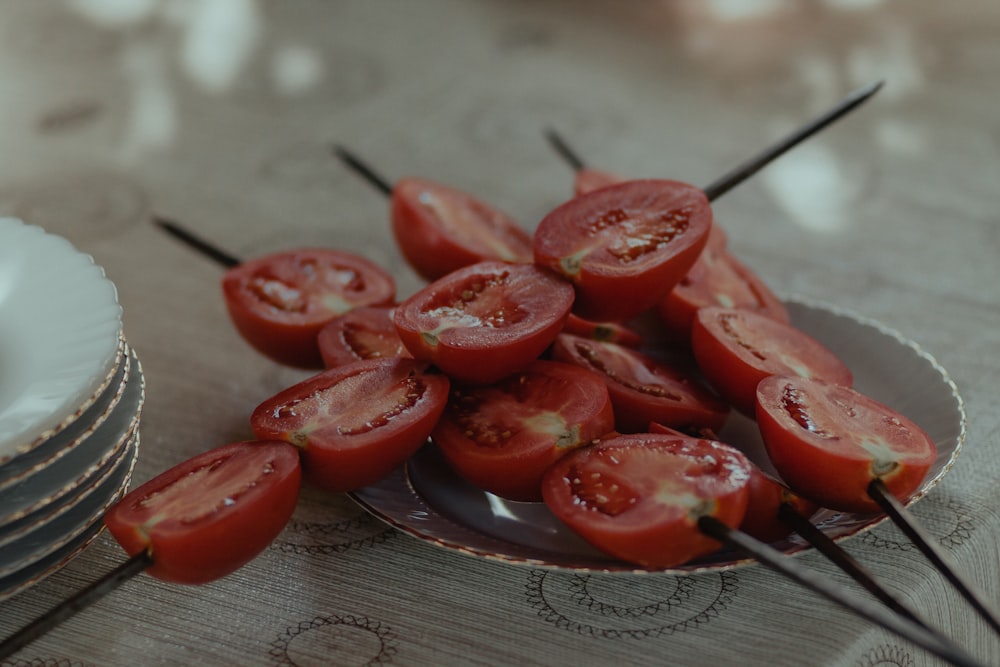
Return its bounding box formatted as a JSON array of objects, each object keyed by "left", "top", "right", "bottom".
[{"left": 1, "top": 1, "right": 998, "bottom": 666}]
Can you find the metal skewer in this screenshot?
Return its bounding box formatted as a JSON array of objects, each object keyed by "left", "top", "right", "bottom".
[
  {"left": 545, "top": 79, "right": 884, "bottom": 202},
  {"left": 698, "top": 517, "right": 989, "bottom": 667},
  {"left": 153, "top": 215, "right": 241, "bottom": 268},
  {"left": 332, "top": 146, "right": 393, "bottom": 196},
  {"left": 0, "top": 551, "right": 153, "bottom": 661},
  {"left": 868, "top": 480, "right": 1000, "bottom": 637}
]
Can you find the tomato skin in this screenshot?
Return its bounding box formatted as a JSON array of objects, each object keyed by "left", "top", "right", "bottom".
[
  {"left": 250, "top": 357, "right": 450, "bottom": 492},
  {"left": 533, "top": 179, "right": 713, "bottom": 322},
  {"left": 550, "top": 333, "right": 729, "bottom": 434},
  {"left": 755, "top": 375, "right": 937, "bottom": 513},
  {"left": 431, "top": 360, "right": 615, "bottom": 501},
  {"left": 562, "top": 313, "right": 643, "bottom": 348},
  {"left": 317, "top": 305, "right": 410, "bottom": 369},
  {"left": 541, "top": 433, "right": 752, "bottom": 568},
  {"left": 222, "top": 249, "right": 396, "bottom": 368},
  {"left": 691, "top": 306, "right": 853, "bottom": 415},
  {"left": 657, "top": 247, "right": 789, "bottom": 342},
  {"left": 104, "top": 440, "right": 301, "bottom": 585},
  {"left": 393, "top": 261, "right": 575, "bottom": 385},
  {"left": 573, "top": 168, "right": 626, "bottom": 196},
  {"left": 391, "top": 178, "right": 534, "bottom": 281}
]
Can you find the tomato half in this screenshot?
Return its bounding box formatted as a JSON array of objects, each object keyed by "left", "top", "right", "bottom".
[
  {"left": 533, "top": 179, "right": 713, "bottom": 322},
  {"left": 573, "top": 167, "right": 626, "bottom": 196},
  {"left": 317, "top": 305, "right": 409, "bottom": 369},
  {"left": 755, "top": 375, "right": 937, "bottom": 514},
  {"left": 691, "top": 306, "right": 853, "bottom": 415},
  {"left": 541, "top": 433, "right": 752, "bottom": 568},
  {"left": 562, "top": 313, "right": 643, "bottom": 348},
  {"left": 431, "top": 360, "right": 614, "bottom": 502},
  {"left": 250, "top": 357, "right": 449, "bottom": 492},
  {"left": 391, "top": 178, "right": 534, "bottom": 281},
  {"left": 657, "top": 247, "right": 789, "bottom": 342},
  {"left": 550, "top": 333, "right": 729, "bottom": 434},
  {"left": 393, "top": 261, "right": 575, "bottom": 385},
  {"left": 104, "top": 440, "right": 301, "bottom": 584},
  {"left": 222, "top": 248, "right": 396, "bottom": 368}
]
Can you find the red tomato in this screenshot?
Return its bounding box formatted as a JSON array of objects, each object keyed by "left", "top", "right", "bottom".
[
  {"left": 657, "top": 247, "right": 789, "bottom": 342},
  {"left": 391, "top": 178, "right": 534, "bottom": 281},
  {"left": 541, "top": 433, "right": 752, "bottom": 568},
  {"left": 222, "top": 249, "right": 396, "bottom": 368},
  {"left": 250, "top": 357, "right": 449, "bottom": 492},
  {"left": 573, "top": 167, "right": 626, "bottom": 195},
  {"left": 393, "top": 261, "right": 575, "bottom": 385},
  {"left": 550, "top": 333, "right": 729, "bottom": 434},
  {"left": 562, "top": 313, "right": 643, "bottom": 348},
  {"left": 646, "top": 421, "right": 816, "bottom": 542},
  {"left": 755, "top": 375, "right": 937, "bottom": 514},
  {"left": 691, "top": 306, "right": 853, "bottom": 415},
  {"left": 104, "top": 440, "right": 301, "bottom": 584},
  {"left": 533, "top": 179, "right": 713, "bottom": 322},
  {"left": 431, "top": 360, "right": 615, "bottom": 502},
  {"left": 317, "top": 305, "right": 409, "bottom": 369}
]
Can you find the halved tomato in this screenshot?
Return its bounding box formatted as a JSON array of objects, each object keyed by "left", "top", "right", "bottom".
[
  {"left": 562, "top": 313, "right": 643, "bottom": 348},
  {"left": 573, "top": 167, "right": 626, "bottom": 195},
  {"left": 222, "top": 248, "right": 395, "bottom": 368},
  {"left": 393, "top": 261, "right": 575, "bottom": 385},
  {"left": 317, "top": 305, "right": 409, "bottom": 369},
  {"left": 533, "top": 179, "right": 713, "bottom": 322},
  {"left": 657, "top": 247, "right": 789, "bottom": 342},
  {"left": 104, "top": 440, "right": 301, "bottom": 584},
  {"left": 691, "top": 306, "right": 853, "bottom": 415},
  {"left": 550, "top": 333, "right": 729, "bottom": 434},
  {"left": 391, "top": 177, "right": 533, "bottom": 281},
  {"left": 431, "top": 359, "right": 615, "bottom": 502},
  {"left": 541, "top": 432, "right": 752, "bottom": 568},
  {"left": 755, "top": 375, "right": 937, "bottom": 514},
  {"left": 250, "top": 357, "right": 449, "bottom": 492}
]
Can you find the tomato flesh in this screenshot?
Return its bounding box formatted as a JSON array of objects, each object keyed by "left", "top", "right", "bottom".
[
  {"left": 562, "top": 313, "right": 643, "bottom": 348},
  {"left": 391, "top": 178, "right": 533, "bottom": 281},
  {"left": 431, "top": 360, "right": 614, "bottom": 501},
  {"left": 657, "top": 247, "right": 789, "bottom": 342},
  {"left": 691, "top": 306, "right": 853, "bottom": 415},
  {"left": 393, "top": 261, "right": 575, "bottom": 385},
  {"left": 250, "top": 357, "right": 449, "bottom": 492},
  {"left": 542, "top": 433, "right": 751, "bottom": 568},
  {"left": 104, "top": 440, "right": 301, "bottom": 584},
  {"left": 755, "top": 375, "right": 937, "bottom": 513},
  {"left": 533, "top": 179, "right": 713, "bottom": 322},
  {"left": 222, "top": 249, "right": 396, "bottom": 368},
  {"left": 550, "top": 333, "right": 729, "bottom": 434},
  {"left": 317, "top": 305, "right": 409, "bottom": 369}
]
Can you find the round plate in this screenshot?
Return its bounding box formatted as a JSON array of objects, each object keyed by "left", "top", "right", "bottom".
[
  {"left": 349, "top": 298, "right": 966, "bottom": 573},
  {"left": 0, "top": 217, "right": 123, "bottom": 464}
]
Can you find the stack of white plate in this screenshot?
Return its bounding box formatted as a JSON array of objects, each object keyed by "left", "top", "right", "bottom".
[{"left": 0, "top": 217, "right": 144, "bottom": 601}]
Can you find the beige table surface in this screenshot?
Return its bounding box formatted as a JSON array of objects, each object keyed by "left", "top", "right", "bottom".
[{"left": 1, "top": 1, "right": 999, "bottom": 666}]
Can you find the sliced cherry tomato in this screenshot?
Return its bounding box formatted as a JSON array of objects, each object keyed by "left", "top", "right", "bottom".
[
  {"left": 391, "top": 177, "right": 533, "bottom": 281},
  {"left": 550, "top": 333, "right": 729, "bottom": 434},
  {"left": 562, "top": 313, "right": 643, "bottom": 348},
  {"left": 393, "top": 261, "right": 575, "bottom": 385},
  {"left": 541, "top": 432, "right": 752, "bottom": 568},
  {"left": 317, "top": 305, "right": 409, "bottom": 369},
  {"left": 646, "top": 421, "right": 817, "bottom": 542},
  {"left": 657, "top": 247, "right": 789, "bottom": 342},
  {"left": 104, "top": 440, "right": 301, "bottom": 585},
  {"left": 533, "top": 179, "right": 713, "bottom": 322},
  {"left": 755, "top": 375, "right": 937, "bottom": 514},
  {"left": 573, "top": 167, "right": 626, "bottom": 195},
  {"left": 222, "top": 248, "right": 396, "bottom": 368},
  {"left": 691, "top": 306, "right": 853, "bottom": 415},
  {"left": 431, "top": 359, "right": 614, "bottom": 502},
  {"left": 250, "top": 357, "right": 449, "bottom": 492}
]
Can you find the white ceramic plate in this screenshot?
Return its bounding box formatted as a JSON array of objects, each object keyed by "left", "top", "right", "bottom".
[
  {"left": 0, "top": 346, "right": 143, "bottom": 545},
  {"left": 0, "top": 433, "right": 140, "bottom": 601},
  {"left": 0, "top": 217, "right": 123, "bottom": 464},
  {"left": 0, "top": 347, "right": 141, "bottom": 528},
  {"left": 350, "top": 298, "right": 966, "bottom": 573}
]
